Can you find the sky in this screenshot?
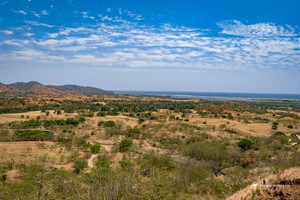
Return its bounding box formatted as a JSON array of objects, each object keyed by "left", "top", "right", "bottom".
[{"left": 0, "top": 0, "right": 299, "bottom": 94}]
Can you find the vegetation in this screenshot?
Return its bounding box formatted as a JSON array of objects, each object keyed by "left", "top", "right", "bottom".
[
  {"left": 14, "top": 130, "right": 54, "bottom": 141},
  {"left": 90, "top": 144, "right": 101, "bottom": 154},
  {"left": 119, "top": 139, "right": 133, "bottom": 152},
  {"left": 0, "top": 94, "right": 299, "bottom": 199},
  {"left": 238, "top": 138, "right": 253, "bottom": 151}
]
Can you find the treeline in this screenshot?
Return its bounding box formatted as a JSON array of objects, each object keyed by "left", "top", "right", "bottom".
[
  {"left": 1, "top": 97, "right": 300, "bottom": 115},
  {"left": 8, "top": 117, "right": 86, "bottom": 129}
]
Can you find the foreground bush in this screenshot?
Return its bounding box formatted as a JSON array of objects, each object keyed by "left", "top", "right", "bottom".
[{"left": 183, "top": 142, "right": 230, "bottom": 168}]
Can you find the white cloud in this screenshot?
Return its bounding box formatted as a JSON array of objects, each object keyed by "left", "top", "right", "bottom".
[
  {"left": 12, "top": 9, "right": 27, "bottom": 15},
  {"left": 41, "top": 10, "right": 49, "bottom": 15},
  {"left": 32, "top": 10, "right": 49, "bottom": 18},
  {"left": 24, "top": 20, "right": 54, "bottom": 27},
  {"left": 218, "top": 20, "right": 297, "bottom": 37},
  {"left": 0, "top": 30, "right": 13, "bottom": 35},
  {"left": 1, "top": 11, "right": 299, "bottom": 71},
  {"left": 82, "top": 11, "right": 95, "bottom": 20},
  {"left": 33, "top": 13, "right": 40, "bottom": 18},
  {"left": 2, "top": 39, "right": 30, "bottom": 47},
  {"left": 23, "top": 33, "right": 35, "bottom": 37}
]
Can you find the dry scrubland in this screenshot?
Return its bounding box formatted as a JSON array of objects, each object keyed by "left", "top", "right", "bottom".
[{"left": 0, "top": 95, "right": 299, "bottom": 199}]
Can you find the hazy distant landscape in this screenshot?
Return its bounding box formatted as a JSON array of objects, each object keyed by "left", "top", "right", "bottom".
[{"left": 0, "top": 0, "right": 299, "bottom": 199}]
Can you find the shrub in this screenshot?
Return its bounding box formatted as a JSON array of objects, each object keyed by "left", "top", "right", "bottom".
[
  {"left": 15, "top": 130, "right": 54, "bottom": 141},
  {"left": 104, "top": 121, "right": 115, "bottom": 128},
  {"left": 98, "top": 121, "right": 104, "bottom": 126},
  {"left": 272, "top": 122, "right": 279, "bottom": 130},
  {"left": 238, "top": 139, "right": 252, "bottom": 151},
  {"left": 57, "top": 137, "right": 72, "bottom": 143},
  {"left": 21, "top": 119, "right": 41, "bottom": 128},
  {"left": 119, "top": 139, "right": 133, "bottom": 152},
  {"left": 139, "top": 153, "right": 175, "bottom": 172},
  {"left": 271, "top": 132, "right": 289, "bottom": 144},
  {"left": 73, "top": 159, "right": 87, "bottom": 173},
  {"left": 97, "top": 112, "right": 105, "bottom": 116},
  {"left": 119, "top": 160, "right": 133, "bottom": 168},
  {"left": 227, "top": 113, "right": 234, "bottom": 119},
  {"left": 288, "top": 125, "right": 293, "bottom": 129},
  {"left": 66, "top": 118, "right": 79, "bottom": 126},
  {"left": 95, "top": 160, "right": 109, "bottom": 168},
  {"left": 90, "top": 144, "right": 101, "bottom": 154},
  {"left": 125, "top": 127, "right": 141, "bottom": 139},
  {"left": 159, "top": 137, "right": 182, "bottom": 148},
  {"left": 183, "top": 142, "right": 229, "bottom": 166},
  {"left": 78, "top": 117, "right": 86, "bottom": 123}
]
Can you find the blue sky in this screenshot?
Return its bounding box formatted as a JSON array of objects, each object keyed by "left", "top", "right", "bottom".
[{"left": 0, "top": 0, "right": 299, "bottom": 93}]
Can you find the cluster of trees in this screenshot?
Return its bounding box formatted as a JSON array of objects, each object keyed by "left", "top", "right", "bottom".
[
  {"left": 14, "top": 130, "right": 54, "bottom": 141},
  {"left": 9, "top": 117, "right": 86, "bottom": 129}
]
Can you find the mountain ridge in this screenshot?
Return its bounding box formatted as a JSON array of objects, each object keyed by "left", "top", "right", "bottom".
[
  {"left": 0, "top": 81, "right": 114, "bottom": 96},
  {"left": 47, "top": 84, "right": 114, "bottom": 96}
]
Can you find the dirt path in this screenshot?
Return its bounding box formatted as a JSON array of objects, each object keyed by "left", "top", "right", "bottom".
[{"left": 88, "top": 154, "right": 99, "bottom": 168}]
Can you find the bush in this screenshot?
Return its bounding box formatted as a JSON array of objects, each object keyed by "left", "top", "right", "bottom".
[
  {"left": 271, "top": 132, "right": 289, "bottom": 144},
  {"left": 119, "top": 160, "right": 133, "bottom": 168},
  {"left": 98, "top": 121, "right": 104, "bottom": 126},
  {"left": 78, "top": 117, "right": 86, "bottom": 123},
  {"left": 272, "top": 122, "right": 278, "bottom": 130},
  {"left": 159, "top": 137, "right": 182, "bottom": 148},
  {"left": 15, "top": 130, "right": 54, "bottom": 141},
  {"left": 73, "top": 159, "right": 87, "bottom": 173},
  {"left": 66, "top": 118, "right": 79, "bottom": 126},
  {"left": 57, "top": 137, "right": 72, "bottom": 143},
  {"left": 125, "top": 127, "right": 141, "bottom": 139},
  {"left": 139, "top": 153, "right": 175, "bottom": 172},
  {"left": 95, "top": 160, "right": 109, "bottom": 168},
  {"left": 90, "top": 144, "right": 101, "bottom": 154},
  {"left": 238, "top": 139, "right": 252, "bottom": 151},
  {"left": 183, "top": 142, "right": 229, "bottom": 166},
  {"left": 97, "top": 112, "right": 105, "bottom": 116},
  {"left": 119, "top": 139, "right": 133, "bottom": 152},
  {"left": 288, "top": 125, "right": 293, "bottom": 129},
  {"left": 104, "top": 121, "right": 115, "bottom": 128}
]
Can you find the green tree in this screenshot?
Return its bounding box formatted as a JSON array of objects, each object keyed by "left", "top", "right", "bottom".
[
  {"left": 104, "top": 121, "right": 115, "bottom": 128},
  {"left": 238, "top": 138, "right": 252, "bottom": 151}
]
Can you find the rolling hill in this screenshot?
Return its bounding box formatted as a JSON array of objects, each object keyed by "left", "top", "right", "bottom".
[
  {"left": 1, "top": 81, "right": 114, "bottom": 96},
  {"left": 47, "top": 84, "right": 114, "bottom": 96}
]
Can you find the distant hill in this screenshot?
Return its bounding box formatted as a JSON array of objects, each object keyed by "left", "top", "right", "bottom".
[
  {"left": 8, "top": 81, "right": 69, "bottom": 95},
  {"left": 1, "top": 81, "right": 114, "bottom": 96},
  {"left": 0, "top": 82, "right": 19, "bottom": 92},
  {"left": 47, "top": 84, "right": 114, "bottom": 96}
]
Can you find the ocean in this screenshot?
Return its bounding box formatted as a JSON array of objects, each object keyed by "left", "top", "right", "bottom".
[{"left": 114, "top": 91, "right": 300, "bottom": 101}]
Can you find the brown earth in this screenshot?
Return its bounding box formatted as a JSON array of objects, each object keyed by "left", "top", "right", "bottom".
[{"left": 227, "top": 167, "right": 300, "bottom": 200}]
